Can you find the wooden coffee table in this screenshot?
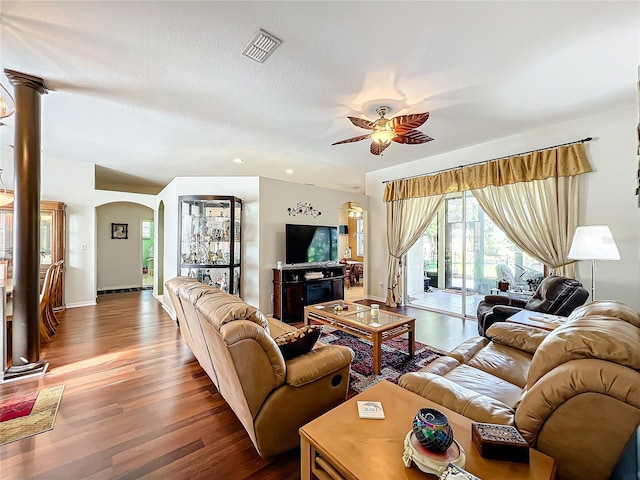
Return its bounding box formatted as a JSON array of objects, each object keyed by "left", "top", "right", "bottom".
[
  {"left": 304, "top": 301, "right": 415, "bottom": 375},
  {"left": 300, "top": 381, "right": 556, "bottom": 480}
]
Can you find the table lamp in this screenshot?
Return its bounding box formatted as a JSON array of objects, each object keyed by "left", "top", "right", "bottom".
[{"left": 568, "top": 225, "right": 620, "bottom": 300}]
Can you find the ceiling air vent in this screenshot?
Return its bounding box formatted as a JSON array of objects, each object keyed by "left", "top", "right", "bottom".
[{"left": 241, "top": 29, "right": 282, "bottom": 63}]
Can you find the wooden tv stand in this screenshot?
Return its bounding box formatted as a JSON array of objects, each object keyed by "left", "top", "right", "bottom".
[{"left": 273, "top": 265, "right": 345, "bottom": 323}]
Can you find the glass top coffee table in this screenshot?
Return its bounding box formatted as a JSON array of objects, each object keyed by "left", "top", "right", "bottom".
[{"left": 304, "top": 301, "right": 415, "bottom": 375}]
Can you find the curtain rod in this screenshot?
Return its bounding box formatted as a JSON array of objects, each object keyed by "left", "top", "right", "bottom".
[{"left": 381, "top": 137, "right": 593, "bottom": 184}]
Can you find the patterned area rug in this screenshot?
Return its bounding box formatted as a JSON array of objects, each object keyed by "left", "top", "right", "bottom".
[
  {"left": 319, "top": 327, "right": 446, "bottom": 394},
  {"left": 0, "top": 384, "right": 65, "bottom": 446}
]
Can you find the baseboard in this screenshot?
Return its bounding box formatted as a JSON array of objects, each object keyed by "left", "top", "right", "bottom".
[
  {"left": 367, "top": 295, "right": 386, "bottom": 302},
  {"left": 98, "top": 286, "right": 153, "bottom": 295},
  {"left": 162, "top": 303, "right": 176, "bottom": 321}
]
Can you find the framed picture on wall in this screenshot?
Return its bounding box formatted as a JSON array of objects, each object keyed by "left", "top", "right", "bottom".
[{"left": 111, "top": 223, "right": 128, "bottom": 239}]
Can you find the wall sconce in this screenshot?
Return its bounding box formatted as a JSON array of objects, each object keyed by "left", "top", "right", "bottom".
[
  {"left": 0, "top": 83, "right": 15, "bottom": 119},
  {"left": 0, "top": 170, "right": 13, "bottom": 207}
]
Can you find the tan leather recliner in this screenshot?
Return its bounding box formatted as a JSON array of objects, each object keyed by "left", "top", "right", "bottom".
[
  {"left": 399, "top": 301, "right": 640, "bottom": 480},
  {"left": 165, "top": 277, "right": 354, "bottom": 457}
]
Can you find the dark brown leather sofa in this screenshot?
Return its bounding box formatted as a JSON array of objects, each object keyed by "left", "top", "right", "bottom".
[{"left": 476, "top": 275, "right": 589, "bottom": 336}]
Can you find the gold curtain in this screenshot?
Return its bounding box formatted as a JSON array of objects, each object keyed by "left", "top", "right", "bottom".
[
  {"left": 471, "top": 175, "right": 579, "bottom": 278},
  {"left": 385, "top": 195, "right": 444, "bottom": 307},
  {"left": 384, "top": 143, "right": 591, "bottom": 201},
  {"left": 383, "top": 142, "right": 592, "bottom": 302}
]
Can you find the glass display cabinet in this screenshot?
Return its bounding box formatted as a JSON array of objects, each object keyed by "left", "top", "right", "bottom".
[{"left": 178, "top": 195, "right": 242, "bottom": 296}]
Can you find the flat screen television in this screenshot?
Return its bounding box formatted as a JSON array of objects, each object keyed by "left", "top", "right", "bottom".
[{"left": 285, "top": 224, "right": 338, "bottom": 264}]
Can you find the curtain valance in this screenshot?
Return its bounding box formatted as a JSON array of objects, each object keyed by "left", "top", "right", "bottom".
[{"left": 383, "top": 143, "right": 591, "bottom": 202}]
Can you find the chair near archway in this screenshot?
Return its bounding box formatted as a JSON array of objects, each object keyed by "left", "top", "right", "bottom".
[{"left": 39, "top": 262, "right": 60, "bottom": 341}]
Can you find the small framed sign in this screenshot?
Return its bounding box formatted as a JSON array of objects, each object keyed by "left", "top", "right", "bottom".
[{"left": 111, "top": 223, "right": 128, "bottom": 239}]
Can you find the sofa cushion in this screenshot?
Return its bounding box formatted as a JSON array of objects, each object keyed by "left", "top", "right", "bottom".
[
  {"left": 466, "top": 342, "right": 532, "bottom": 389},
  {"left": 487, "top": 322, "right": 549, "bottom": 354},
  {"left": 196, "top": 290, "right": 270, "bottom": 335},
  {"left": 275, "top": 326, "right": 323, "bottom": 360},
  {"left": 441, "top": 363, "right": 523, "bottom": 409},
  {"left": 448, "top": 337, "right": 490, "bottom": 364},
  {"left": 399, "top": 369, "right": 516, "bottom": 426},
  {"left": 417, "top": 356, "right": 523, "bottom": 409},
  {"left": 527, "top": 317, "right": 640, "bottom": 387},
  {"left": 568, "top": 300, "right": 640, "bottom": 329},
  {"left": 267, "top": 317, "right": 298, "bottom": 339}
]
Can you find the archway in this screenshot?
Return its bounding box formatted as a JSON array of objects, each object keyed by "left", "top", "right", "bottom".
[
  {"left": 157, "top": 200, "right": 165, "bottom": 297},
  {"left": 96, "top": 201, "right": 154, "bottom": 294},
  {"left": 339, "top": 201, "right": 366, "bottom": 302}
]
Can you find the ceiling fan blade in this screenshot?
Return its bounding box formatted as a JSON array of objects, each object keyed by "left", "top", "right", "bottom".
[
  {"left": 390, "top": 112, "right": 429, "bottom": 133},
  {"left": 370, "top": 141, "right": 390, "bottom": 155},
  {"left": 348, "top": 116, "right": 374, "bottom": 130},
  {"left": 331, "top": 133, "right": 372, "bottom": 146},
  {"left": 392, "top": 130, "right": 434, "bottom": 144}
]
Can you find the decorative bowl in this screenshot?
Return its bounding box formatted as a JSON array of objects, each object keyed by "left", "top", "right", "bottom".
[{"left": 412, "top": 407, "right": 454, "bottom": 453}]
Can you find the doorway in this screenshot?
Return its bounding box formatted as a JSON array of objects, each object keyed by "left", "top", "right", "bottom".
[
  {"left": 141, "top": 219, "right": 154, "bottom": 288},
  {"left": 339, "top": 201, "right": 365, "bottom": 302},
  {"left": 405, "top": 191, "right": 544, "bottom": 318}
]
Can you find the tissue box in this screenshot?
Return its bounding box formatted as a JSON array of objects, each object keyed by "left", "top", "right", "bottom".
[{"left": 471, "top": 422, "right": 529, "bottom": 464}]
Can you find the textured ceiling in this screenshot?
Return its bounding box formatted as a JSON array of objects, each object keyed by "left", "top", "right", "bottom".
[{"left": 0, "top": 1, "right": 638, "bottom": 194}]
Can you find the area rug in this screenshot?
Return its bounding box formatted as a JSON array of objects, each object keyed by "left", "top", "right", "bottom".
[
  {"left": 319, "top": 327, "right": 446, "bottom": 394},
  {"left": 0, "top": 384, "right": 65, "bottom": 446}
]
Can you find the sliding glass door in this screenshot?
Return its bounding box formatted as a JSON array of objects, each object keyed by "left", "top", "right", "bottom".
[{"left": 405, "top": 191, "right": 543, "bottom": 318}]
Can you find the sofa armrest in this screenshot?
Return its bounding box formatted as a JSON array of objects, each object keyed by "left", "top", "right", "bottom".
[
  {"left": 484, "top": 294, "right": 511, "bottom": 305},
  {"left": 448, "top": 337, "right": 490, "bottom": 363},
  {"left": 285, "top": 345, "right": 354, "bottom": 387},
  {"left": 493, "top": 304, "right": 525, "bottom": 317},
  {"left": 486, "top": 322, "right": 550, "bottom": 354},
  {"left": 399, "top": 371, "right": 515, "bottom": 425}
]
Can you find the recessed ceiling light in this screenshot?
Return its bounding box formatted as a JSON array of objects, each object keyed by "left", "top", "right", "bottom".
[
  {"left": 233, "top": 158, "right": 243, "bottom": 164},
  {"left": 286, "top": 169, "right": 294, "bottom": 174}
]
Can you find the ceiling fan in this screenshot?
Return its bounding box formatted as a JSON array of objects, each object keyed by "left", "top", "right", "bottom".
[{"left": 332, "top": 106, "right": 433, "bottom": 155}]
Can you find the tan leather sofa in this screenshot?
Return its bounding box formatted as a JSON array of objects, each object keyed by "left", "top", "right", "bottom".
[
  {"left": 399, "top": 301, "right": 640, "bottom": 480},
  {"left": 165, "top": 277, "right": 354, "bottom": 457}
]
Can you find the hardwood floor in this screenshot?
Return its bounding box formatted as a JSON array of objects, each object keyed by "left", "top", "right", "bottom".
[
  {"left": 0, "top": 291, "right": 299, "bottom": 480},
  {"left": 355, "top": 299, "right": 479, "bottom": 351},
  {"left": 0, "top": 291, "right": 478, "bottom": 479}
]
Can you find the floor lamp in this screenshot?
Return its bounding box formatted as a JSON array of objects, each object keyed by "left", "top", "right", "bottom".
[{"left": 568, "top": 225, "right": 620, "bottom": 300}]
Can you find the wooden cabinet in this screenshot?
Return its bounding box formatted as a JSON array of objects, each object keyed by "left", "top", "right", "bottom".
[
  {"left": 0, "top": 197, "right": 66, "bottom": 309},
  {"left": 273, "top": 265, "right": 345, "bottom": 323}
]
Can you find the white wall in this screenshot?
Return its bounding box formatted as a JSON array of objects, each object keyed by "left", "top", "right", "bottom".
[
  {"left": 156, "top": 176, "right": 260, "bottom": 309},
  {"left": 365, "top": 105, "right": 640, "bottom": 310},
  {"left": 96, "top": 202, "right": 153, "bottom": 290},
  {"left": 258, "top": 178, "right": 368, "bottom": 314},
  {"left": 158, "top": 176, "right": 369, "bottom": 315},
  {"left": 0, "top": 156, "right": 155, "bottom": 307}
]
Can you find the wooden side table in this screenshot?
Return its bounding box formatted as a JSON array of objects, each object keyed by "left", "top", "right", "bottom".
[{"left": 300, "top": 381, "right": 556, "bottom": 480}]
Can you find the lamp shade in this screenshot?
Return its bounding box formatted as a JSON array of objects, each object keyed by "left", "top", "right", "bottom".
[{"left": 568, "top": 225, "right": 620, "bottom": 261}]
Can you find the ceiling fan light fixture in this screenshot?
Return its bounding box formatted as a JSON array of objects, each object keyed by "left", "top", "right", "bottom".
[{"left": 371, "top": 119, "right": 396, "bottom": 144}]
